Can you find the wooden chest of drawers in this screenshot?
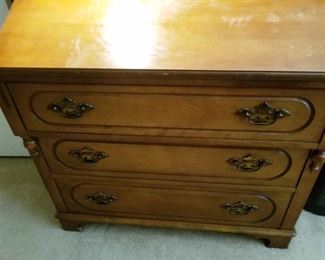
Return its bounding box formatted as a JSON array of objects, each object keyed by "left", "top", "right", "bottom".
[{"left": 1, "top": 0, "right": 325, "bottom": 248}]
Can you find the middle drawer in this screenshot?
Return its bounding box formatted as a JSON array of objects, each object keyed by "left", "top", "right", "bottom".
[{"left": 39, "top": 136, "right": 308, "bottom": 187}]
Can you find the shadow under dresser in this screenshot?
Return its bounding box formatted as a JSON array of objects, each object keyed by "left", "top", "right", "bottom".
[{"left": 0, "top": 0, "right": 324, "bottom": 248}]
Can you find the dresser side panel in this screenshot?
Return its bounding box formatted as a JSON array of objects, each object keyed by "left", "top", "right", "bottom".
[
  {"left": 0, "top": 82, "right": 27, "bottom": 136},
  {"left": 281, "top": 151, "right": 322, "bottom": 229}
]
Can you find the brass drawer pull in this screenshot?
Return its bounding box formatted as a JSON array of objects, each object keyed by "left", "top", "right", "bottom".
[
  {"left": 236, "top": 102, "right": 290, "bottom": 125},
  {"left": 221, "top": 201, "right": 258, "bottom": 215},
  {"left": 69, "top": 146, "right": 109, "bottom": 163},
  {"left": 48, "top": 96, "right": 94, "bottom": 118},
  {"left": 87, "top": 192, "right": 118, "bottom": 205},
  {"left": 227, "top": 154, "right": 272, "bottom": 172}
]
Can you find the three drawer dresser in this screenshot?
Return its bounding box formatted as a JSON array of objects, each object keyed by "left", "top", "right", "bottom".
[{"left": 1, "top": 0, "right": 325, "bottom": 248}]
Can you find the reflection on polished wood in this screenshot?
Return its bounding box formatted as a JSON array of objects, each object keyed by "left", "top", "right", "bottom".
[{"left": 0, "top": 0, "right": 324, "bottom": 71}]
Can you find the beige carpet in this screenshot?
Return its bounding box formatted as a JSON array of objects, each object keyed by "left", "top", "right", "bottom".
[{"left": 0, "top": 158, "right": 324, "bottom": 260}]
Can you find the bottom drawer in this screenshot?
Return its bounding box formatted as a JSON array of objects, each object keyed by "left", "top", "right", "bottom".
[{"left": 56, "top": 178, "right": 293, "bottom": 228}]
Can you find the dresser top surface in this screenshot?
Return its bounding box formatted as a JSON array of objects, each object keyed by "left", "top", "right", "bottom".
[{"left": 0, "top": 0, "right": 324, "bottom": 73}]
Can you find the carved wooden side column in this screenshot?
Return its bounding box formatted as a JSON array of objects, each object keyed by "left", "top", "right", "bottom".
[
  {"left": 23, "top": 137, "right": 40, "bottom": 157},
  {"left": 22, "top": 136, "right": 70, "bottom": 215},
  {"left": 310, "top": 150, "right": 325, "bottom": 173}
]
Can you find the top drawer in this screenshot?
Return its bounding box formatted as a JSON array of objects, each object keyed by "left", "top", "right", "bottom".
[{"left": 8, "top": 84, "right": 325, "bottom": 142}]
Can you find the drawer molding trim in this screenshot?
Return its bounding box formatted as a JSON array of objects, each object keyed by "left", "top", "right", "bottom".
[
  {"left": 67, "top": 182, "right": 279, "bottom": 225},
  {"left": 27, "top": 90, "right": 315, "bottom": 135},
  {"left": 51, "top": 139, "right": 294, "bottom": 182}
]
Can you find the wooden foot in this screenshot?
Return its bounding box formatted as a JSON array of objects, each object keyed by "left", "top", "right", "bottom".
[
  {"left": 59, "top": 220, "right": 83, "bottom": 231},
  {"left": 262, "top": 236, "right": 292, "bottom": 249}
]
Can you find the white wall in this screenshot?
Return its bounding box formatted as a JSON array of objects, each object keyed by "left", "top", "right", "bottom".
[
  {"left": 0, "top": 0, "right": 28, "bottom": 156},
  {"left": 0, "top": 0, "right": 8, "bottom": 25}
]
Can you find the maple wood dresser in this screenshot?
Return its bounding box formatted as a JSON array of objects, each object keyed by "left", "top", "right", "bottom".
[{"left": 1, "top": 0, "right": 325, "bottom": 248}]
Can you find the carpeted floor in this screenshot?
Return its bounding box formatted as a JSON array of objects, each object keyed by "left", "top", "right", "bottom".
[{"left": 0, "top": 158, "right": 324, "bottom": 260}]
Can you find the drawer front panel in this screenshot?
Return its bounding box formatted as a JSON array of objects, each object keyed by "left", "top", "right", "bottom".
[
  {"left": 56, "top": 178, "right": 293, "bottom": 228},
  {"left": 9, "top": 84, "right": 325, "bottom": 142},
  {"left": 40, "top": 136, "right": 308, "bottom": 187},
  {"left": 25, "top": 91, "right": 311, "bottom": 131}
]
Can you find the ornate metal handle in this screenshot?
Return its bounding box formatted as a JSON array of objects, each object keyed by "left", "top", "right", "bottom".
[
  {"left": 48, "top": 96, "right": 94, "bottom": 118},
  {"left": 236, "top": 102, "right": 291, "bottom": 125},
  {"left": 221, "top": 201, "right": 258, "bottom": 215},
  {"left": 87, "top": 192, "right": 118, "bottom": 205},
  {"left": 69, "top": 146, "right": 109, "bottom": 163},
  {"left": 227, "top": 154, "right": 272, "bottom": 172}
]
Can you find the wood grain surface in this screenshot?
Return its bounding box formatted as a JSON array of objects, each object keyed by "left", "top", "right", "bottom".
[
  {"left": 56, "top": 176, "right": 294, "bottom": 228},
  {"left": 0, "top": 0, "right": 324, "bottom": 71},
  {"left": 0, "top": 0, "right": 324, "bottom": 249},
  {"left": 8, "top": 83, "right": 325, "bottom": 142},
  {"left": 39, "top": 135, "right": 309, "bottom": 187}
]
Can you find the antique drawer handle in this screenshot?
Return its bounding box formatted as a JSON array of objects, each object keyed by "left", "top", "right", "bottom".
[
  {"left": 86, "top": 192, "right": 118, "bottom": 205},
  {"left": 47, "top": 96, "right": 94, "bottom": 118},
  {"left": 221, "top": 201, "right": 258, "bottom": 215},
  {"left": 236, "top": 102, "right": 291, "bottom": 125},
  {"left": 227, "top": 154, "right": 272, "bottom": 172},
  {"left": 69, "top": 146, "right": 109, "bottom": 163}
]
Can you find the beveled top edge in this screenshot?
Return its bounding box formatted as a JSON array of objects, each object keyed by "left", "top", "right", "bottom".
[{"left": 0, "top": 68, "right": 325, "bottom": 84}]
